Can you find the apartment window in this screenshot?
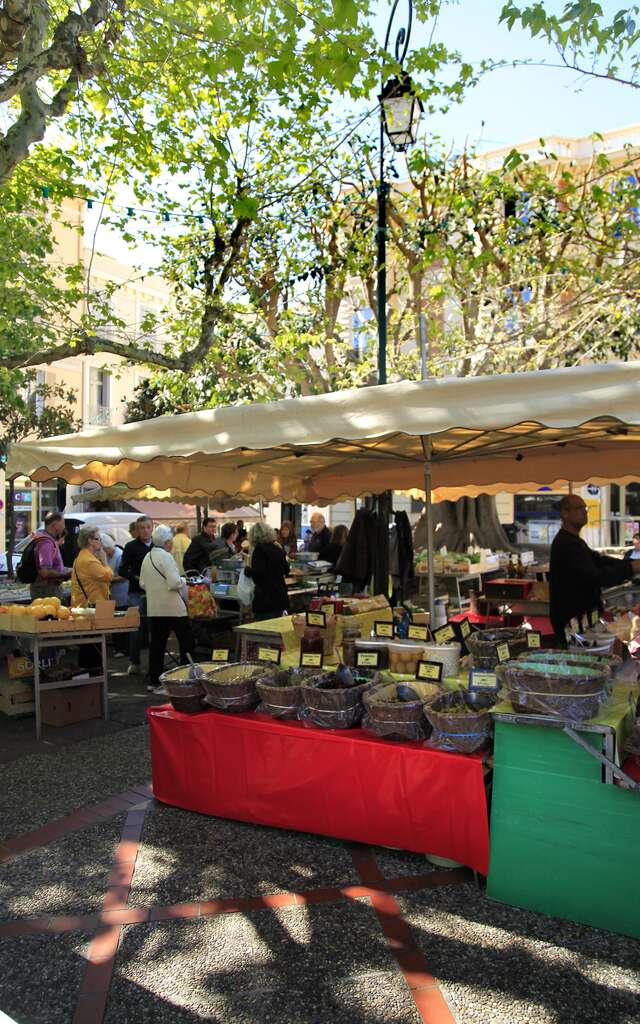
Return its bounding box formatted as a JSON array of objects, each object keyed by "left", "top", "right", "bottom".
[
  {"left": 28, "top": 370, "right": 46, "bottom": 418},
  {"left": 89, "top": 368, "right": 111, "bottom": 425}
]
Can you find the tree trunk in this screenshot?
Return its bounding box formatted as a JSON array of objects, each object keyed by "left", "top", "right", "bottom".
[
  {"left": 413, "top": 494, "right": 515, "bottom": 552},
  {"left": 6, "top": 477, "right": 16, "bottom": 579}
]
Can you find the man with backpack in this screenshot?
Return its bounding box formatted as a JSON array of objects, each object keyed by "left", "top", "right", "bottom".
[{"left": 18, "top": 512, "right": 72, "bottom": 601}]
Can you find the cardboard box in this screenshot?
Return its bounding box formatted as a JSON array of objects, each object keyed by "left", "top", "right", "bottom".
[
  {"left": 92, "top": 601, "right": 140, "bottom": 630},
  {"left": 7, "top": 653, "right": 35, "bottom": 679},
  {"left": 40, "top": 683, "right": 102, "bottom": 727},
  {"left": 0, "top": 679, "right": 34, "bottom": 716}
]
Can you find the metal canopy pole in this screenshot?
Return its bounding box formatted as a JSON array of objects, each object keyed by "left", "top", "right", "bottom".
[{"left": 422, "top": 438, "right": 436, "bottom": 627}]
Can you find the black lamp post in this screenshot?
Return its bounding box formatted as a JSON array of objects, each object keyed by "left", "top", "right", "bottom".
[
  {"left": 376, "top": 0, "right": 423, "bottom": 387},
  {"left": 373, "top": 0, "right": 423, "bottom": 599}
]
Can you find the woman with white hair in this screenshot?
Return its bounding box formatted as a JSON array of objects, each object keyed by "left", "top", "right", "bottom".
[
  {"left": 71, "top": 525, "right": 113, "bottom": 607},
  {"left": 140, "top": 525, "right": 194, "bottom": 694},
  {"left": 245, "top": 522, "right": 290, "bottom": 620}
]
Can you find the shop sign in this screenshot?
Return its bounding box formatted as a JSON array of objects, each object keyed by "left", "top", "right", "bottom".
[
  {"left": 356, "top": 650, "right": 380, "bottom": 669},
  {"left": 432, "top": 623, "right": 455, "bottom": 644},
  {"left": 416, "top": 660, "right": 443, "bottom": 682},
  {"left": 374, "top": 620, "right": 394, "bottom": 639},
  {"left": 300, "top": 651, "right": 323, "bottom": 668},
  {"left": 468, "top": 669, "right": 499, "bottom": 691},
  {"left": 257, "top": 646, "right": 281, "bottom": 664}
]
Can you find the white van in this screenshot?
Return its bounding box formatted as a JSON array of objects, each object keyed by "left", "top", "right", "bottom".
[{"left": 1, "top": 512, "right": 140, "bottom": 573}]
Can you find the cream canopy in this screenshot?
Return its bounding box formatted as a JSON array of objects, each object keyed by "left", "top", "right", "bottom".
[
  {"left": 70, "top": 483, "right": 260, "bottom": 516},
  {"left": 8, "top": 362, "right": 640, "bottom": 503}
]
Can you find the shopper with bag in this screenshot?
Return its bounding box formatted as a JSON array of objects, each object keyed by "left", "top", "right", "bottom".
[
  {"left": 140, "top": 525, "right": 194, "bottom": 695},
  {"left": 244, "top": 522, "right": 290, "bottom": 620}
]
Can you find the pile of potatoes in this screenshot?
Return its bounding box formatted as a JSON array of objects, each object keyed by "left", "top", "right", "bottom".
[{"left": 0, "top": 597, "right": 72, "bottom": 620}]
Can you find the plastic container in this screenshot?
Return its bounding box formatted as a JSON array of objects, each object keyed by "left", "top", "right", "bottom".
[{"left": 386, "top": 641, "right": 432, "bottom": 676}]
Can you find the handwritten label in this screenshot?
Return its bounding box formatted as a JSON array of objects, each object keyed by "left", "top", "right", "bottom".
[
  {"left": 374, "top": 620, "right": 394, "bottom": 639},
  {"left": 590, "top": 609, "right": 599, "bottom": 626},
  {"left": 459, "top": 618, "right": 472, "bottom": 640},
  {"left": 527, "top": 632, "right": 542, "bottom": 649},
  {"left": 257, "top": 646, "right": 281, "bottom": 664},
  {"left": 300, "top": 651, "right": 323, "bottom": 668},
  {"left": 416, "top": 660, "right": 443, "bottom": 682},
  {"left": 407, "top": 624, "right": 429, "bottom": 642},
  {"left": 432, "top": 623, "right": 455, "bottom": 644},
  {"left": 306, "top": 611, "right": 326, "bottom": 628},
  {"left": 211, "top": 649, "right": 231, "bottom": 663},
  {"left": 356, "top": 650, "right": 380, "bottom": 669},
  {"left": 496, "top": 642, "right": 511, "bottom": 663},
  {"left": 469, "top": 669, "right": 499, "bottom": 691}
]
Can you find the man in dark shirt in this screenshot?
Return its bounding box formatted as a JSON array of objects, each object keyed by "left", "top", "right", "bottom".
[
  {"left": 183, "top": 517, "right": 218, "bottom": 573},
  {"left": 119, "top": 515, "right": 153, "bottom": 675},
  {"left": 550, "top": 495, "right": 640, "bottom": 642},
  {"left": 304, "top": 512, "right": 331, "bottom": 554}
]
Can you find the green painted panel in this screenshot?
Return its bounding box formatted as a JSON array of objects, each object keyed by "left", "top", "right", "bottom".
[{"left": 488, "top": 720, "right": 640, "bottom": 938}]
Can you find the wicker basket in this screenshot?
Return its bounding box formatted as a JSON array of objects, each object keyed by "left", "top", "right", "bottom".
[
  {"left": 516, "top": 649, "right": 620, "bottom": 674},
  {"left": 255, "top": 668, "right": 313, "bottom": 720},
  {"left": 423, "top": 689, "right": 496, "bottom": 754},
  {"left": 160, "top": 664, "right": 209, "bottom": 714},
  {"left": 300, "top": 671, "right": 372, "bottom": 729},
  {"left": 466, "top": 627, "right": 528, "bottom": 669},
  {"left": 623, "top": 720, "right": 640, "bottom": 767},
  {"left": 292, "top": 615, "right": 337, "bottom": 655},
  {"left": 363, "top": 680, "right": 441, "bottom": 741},
  {"left": 202, "top": 661, "right": 264, "bottom": 712},
  {"left": 496, "top": 660, "right": 610, "bottom": 721}
]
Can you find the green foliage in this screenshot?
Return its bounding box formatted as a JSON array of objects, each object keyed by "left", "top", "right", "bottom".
[{"left": 501, "top": 2, "right": 640, "bottom": 87}]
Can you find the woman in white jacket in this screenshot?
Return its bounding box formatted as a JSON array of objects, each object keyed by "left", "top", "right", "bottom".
[{"left": 140, "top": 525, "right": 194, "bottom": 694}]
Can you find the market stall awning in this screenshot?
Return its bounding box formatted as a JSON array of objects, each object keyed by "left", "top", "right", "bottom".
[{"left": 8, "top": 362, "right": 640, "bottom": 503}]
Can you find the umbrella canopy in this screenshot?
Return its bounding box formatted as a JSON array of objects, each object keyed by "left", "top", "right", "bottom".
[
  {"left": 70, "top": 484, "right": 260, "bottom": 517},
  {"left": 8, "top": 362, "right": 640, "bottom": 503}
]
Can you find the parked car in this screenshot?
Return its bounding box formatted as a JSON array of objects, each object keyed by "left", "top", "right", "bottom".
[{"left": 0, "top": 512, "right": 137, "bottom": 574}]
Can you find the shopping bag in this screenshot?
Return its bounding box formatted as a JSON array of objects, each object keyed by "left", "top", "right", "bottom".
[
  {"left": 237, "top": 568, "right": 255, "bottom": 606},
  {"left": 187, "top": 582, "right": 217, "bottom": 619}
]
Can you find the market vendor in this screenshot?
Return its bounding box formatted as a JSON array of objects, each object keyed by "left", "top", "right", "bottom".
[
  {"left": 183, "top": 517, "right": 218, "bottom": 574},
  {"left": 304, "top": 512, "right": 331, "bottom": 554},
  {"left": 29, "top": 511, "right": 72, "bottom": 601},
  {"left": 550, "top": 495, "right": 640, "bottom": 641}
]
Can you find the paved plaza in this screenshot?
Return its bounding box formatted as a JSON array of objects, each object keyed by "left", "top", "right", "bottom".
[{"left": 0, "top": 668, "right": 638, "bottom": 1024}]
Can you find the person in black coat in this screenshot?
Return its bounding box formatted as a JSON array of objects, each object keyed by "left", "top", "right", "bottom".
[
  {"left": 319, "top": 524, "right": 348, "bottom": 568},
  {"left": 119, "top": 516, "right": 154, "bottom": 674},
  {"left": 183, "top": 517, "right": 217, "bottom": 573},
  {"left": 245, "top": 522, "right": 289, "bottom": 619},
  {"left": 550, "top": 494, "right": 640, "bottom": 642},
  {"left": 305, "top": 512, "right": 331, "bottom": 554}
]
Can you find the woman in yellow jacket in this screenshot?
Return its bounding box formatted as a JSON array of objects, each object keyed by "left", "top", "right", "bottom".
[{"left": 71, "top": 525, "right": 114, "bottom": 607}]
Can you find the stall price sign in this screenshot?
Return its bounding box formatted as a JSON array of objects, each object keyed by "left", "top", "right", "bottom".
[
  {"left": 458, "top": 618, "right": 472, "bottom": 640},
  {"left": 469, "top": 669, "right": 499, "bottom": 691},
  {"left": 300, "top": 651, "right": 323, "bottom": 668},
  {"left": 590, "top": 609, "right": 599, "bottom": 626},
  {"left": 257, "top": 646, "right": 282, "bottom": 665},
  {"left": 496, "top": 642, "right": 511, "bottom": 663},
  {"left": 211, "top": 649, "right": 231, "bottom": 663},
  {"left": 320, "top": 600, "right": 336, "bottom": 614},
  {"left": 526, "top": 631, "right": 542, "bottom": 649},
  {"left": 356, "top": 650, "right": 380, "bottom": 669},
  {"left": 374, "top": 620, "right": 394, "bottom": 639},
  {"left": 407, "top": 624, "right": 430, "bottom": 642},
  {"left": 432, "top": 623, "right": 456, "bottom": 645},
  {"left": 416, "top": 659, "right": 443, "bottom": 682},
  {"left": 306, "top": 611, "right": 326, "bottom": 629}
]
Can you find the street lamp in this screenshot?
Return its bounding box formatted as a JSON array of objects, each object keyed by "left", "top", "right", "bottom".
[
  {"left": 376, "top": 0, "right": 423, "bottom": 387},
  {"left": 373, "top": 0, "right": 423, "bottom": 599}
]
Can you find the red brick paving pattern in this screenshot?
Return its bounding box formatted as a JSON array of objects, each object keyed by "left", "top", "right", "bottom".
[{"left": 0, "top": 784, "right": 466, "bottom": 1024}]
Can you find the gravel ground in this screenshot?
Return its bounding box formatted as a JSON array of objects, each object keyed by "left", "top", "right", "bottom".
[
  {"left": 0, "top": 815, "right": 124, "bottom": 922},
  {"left": 371, "top": 845, "right": 447, "bottom": 878},
  {"left": 128, "top": 803, "right": 359, "bottom": 905},
  {"left": 0, "top": 930, "right": 90, "bottom": 1024},
  {"left": 399, "top": 883, "right": 640, "bottom": 1024},
  {"left": 0, "top": 725, "right": 150, "bottom": 839},
  {"left": 106, "top": 901, "right": 418, "bottom": 1024}
]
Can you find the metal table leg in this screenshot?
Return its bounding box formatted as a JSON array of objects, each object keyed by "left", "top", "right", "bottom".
[
  {"left": 101, "top": 631, "right": 109, "bottom": 722},
  {"left": 34, "top": 636, "right": 41, "bottom": 740}
]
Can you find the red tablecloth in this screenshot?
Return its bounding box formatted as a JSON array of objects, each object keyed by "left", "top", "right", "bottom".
[{"left": 147, "top": 706, "right": 490, "bottom": 874}]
